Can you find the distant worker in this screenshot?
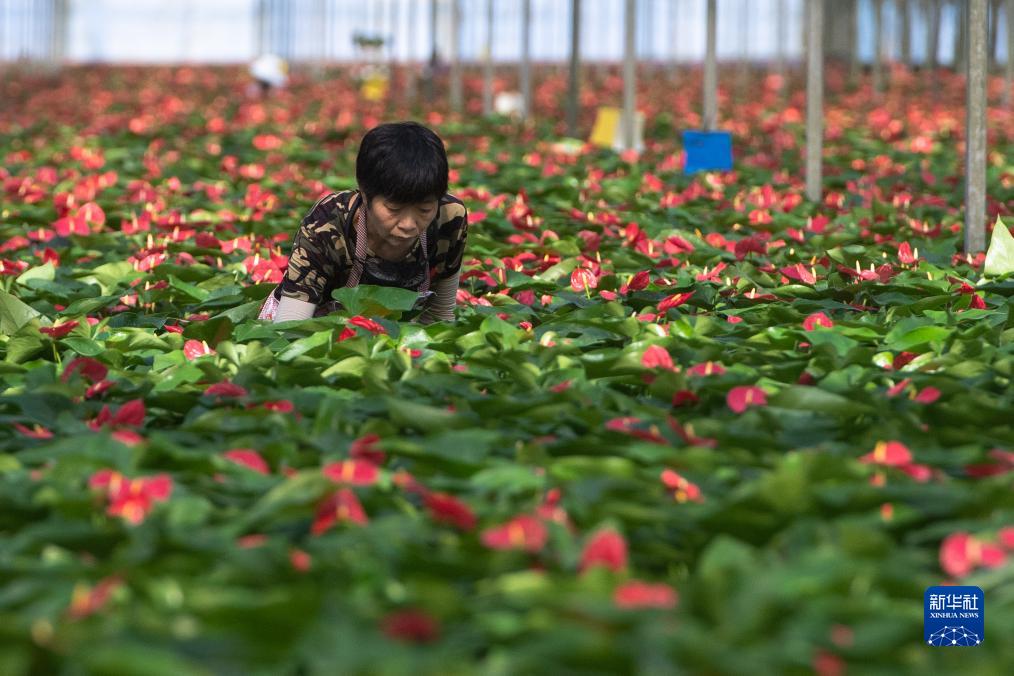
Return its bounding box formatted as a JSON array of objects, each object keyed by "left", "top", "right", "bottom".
[
  {"left": 248, "top": 54, "right": 288, "bottom": 97},
  {"left": 258, "top": 122, "right": 469, "bottom": 324}
]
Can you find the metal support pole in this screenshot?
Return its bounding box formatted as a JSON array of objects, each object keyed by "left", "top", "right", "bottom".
[
  {"left": 901, "top": 0, "right": 912, "bottom": 66},
  {"left": 778, "top": 0, "right": 786, "bottom": 84},
  {"left": 1005, "top": 0, "right": 1013, "bottom": 107},
  {"left": 567, "top": 0, "right": 581, "bottom": 136},
  {"left": 965, "top": 0, "right": 987, "bottom": 252},
  {"left": 670, "top": 0, "right": 680, "bottom": 82},
  {"left": 703, "top": 0, "right": 717, "bottom": 130},
  {"left": 483, "top": 0, "right": 494, "bottom": 115},
  {"left": 989, "top": 0, "right": 1000, "bottom": 67},
  {"left": 737, "top": 0, "right": 749, "bottom": 97},
  {"left": 956, "top": 0, "right": 968, "bottom": 72},
  {"left": 928, "top": 0, "right": 942, "bottom": 70},
  {"left": 806, "top": 0, "right": 824, "bottom": 203},
  {"left": 622, "top": 0, "right": 636, "bottom": 150},
  {"left": 873, "top": 0, "right": 885, "bottom": 92},
  {"left": 450, "top": 0, "right": 462, "bottom": 112},
  {"left": 521, "top": 0, "right": 531, "bottom": 121}
]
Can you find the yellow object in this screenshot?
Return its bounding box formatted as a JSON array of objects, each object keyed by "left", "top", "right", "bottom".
[
  {"left": 589, "top": 107, "right": 620, "bottom": 149},
  {"left": 984, "top": 216, "right": 1014, "bottom": 277},
  {"left": 360, "top": 75, "right": 389, "bottom": 102}
]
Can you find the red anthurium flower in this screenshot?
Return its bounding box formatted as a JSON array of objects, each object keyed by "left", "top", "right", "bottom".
[
  {"left": 687, "top": 361, "right": 726, "bottom": 377},
  {"left": 290, "top": 548, "right": 312, "bottom": 572},
  {"left": 940, "top": 532, "right": 1007, "bottom": 578},
  {"left": 14, "top": 423, "right": 53, "bottom": 439},
  {"left": 85, "top": 380, "right": 115, "bottom": 399},
  {"left": 348, "top": 315, "right": 387, "bottom": 335},
  {"left": 803, "top": 312, "right": 834, "bottom": 331},
  {"left": 726, "top": 386, "right": 767, "bottom": 413},
  {"left": 68, "top": 575, "right": 122, "bottom": 620},
  {"left": 965, "top": 449, "right": 1014, "bottom": 477},
  {"left": 322, "top": 460, "right": 379, "bottom": 486},
  {"left": 671, "top": 390, "right": 699, "bottom": 407},
  {"left": 39, "top": 320, "right": 79, "bottom": 338},
  {"left": 913, "top": 386, "right": 941, "bottom": 404},
  {"left": 657, "top": 291, "right": 694, "bottom": 312},
  {"left": 349, "top": 433, "right": 386, "bottom": 466},
  {"left": 968, "top": 294, "right": 987, "bottom": 310},
  {"left": 261, "top": 400, "right": 294, "bottom": 413},
  {"left": 183, "top": 339, "right": 215, "bottom": 360},
  {"left": 481, "top": 514, "right": 548, "bottom": 552},
  {"left": 110, "top": 399, "right": 145, "bottom": 427},
  {"left": 781, "top": 263, "right": 818, "bottom": 285},
  {"left": 311, "top": 488, "right": 368, "bottom": 534},
  {"left": 570, "top": 266, "right": 598, "bottom": 292},
  {"left": 424, "top": 492, "right": 477, "bottom": 531},
  {"left": 337, "top": 327, "right": 357, "bottom": 341},
  {"left": 859, "top": 441, "right": 912, "bottom": 467},
  {"left": 999, "top": 527, "right": 1014, "bottom": 550},
  {"left": 204, "top": 381, "right": 248, "bottom": 398},
  {"left": 223, "top": 449, "right": 270, "bottom": 475},
  {"left": 641, "top": 345, "right": 674, "bottom": 370},
  {"left": 579, "top": 528, "right": 628, "bottom": 573},
  {"left": 622, "top": 270, "right": 651, "bottom": 293},
  {"left": 886, "top": 378, "right": 913, "bottom": 398},
  {"left": 613, "top": 581, "right": 678, "bottom": 609},
  {"left": 661, "top": 469, "right": 704, "bottom": 503},
  {"left": 897, "top": 241, "right": 918, "bottom": 264},
  {"left": 382, "top": 609, "right": 440, "bottom": 643},
  {"left": 89, "top": 469, "right": 173, "bottom": 525}
]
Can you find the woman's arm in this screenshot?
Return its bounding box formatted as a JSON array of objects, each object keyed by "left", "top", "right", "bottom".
[
  {"left": 274, "top": 295, "right": 317, "bottom": 322},
  {"left": 417, "top": 269, "right": 460, "bottom": 324}
]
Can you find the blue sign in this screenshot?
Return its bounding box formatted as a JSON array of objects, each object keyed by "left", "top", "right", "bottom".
[
  {"left": 682, "top": 130, "right": 733, "bottom": 174},
  {"left": 924, "top": 586, "right": 984, "bottom": 647}
]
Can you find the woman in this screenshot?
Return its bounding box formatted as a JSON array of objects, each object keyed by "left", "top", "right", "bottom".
[{"left": 259, "top": 121, "right": 468, "bottom": 324}]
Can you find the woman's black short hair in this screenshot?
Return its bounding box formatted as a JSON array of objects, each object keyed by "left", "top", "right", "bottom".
[{"left": 356, "top": 121, "right": 448, "bottom": 205}]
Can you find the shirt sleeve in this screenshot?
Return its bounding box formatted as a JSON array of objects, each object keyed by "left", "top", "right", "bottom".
[
  {"left": 278, "top": 196, "right": 349, "bottom": 305},
  {"left": 431, "top": 201, "right": 469, "bottom": 282},
  {"left": 417, "top": 269, "right": 460, "bottom": 324}
]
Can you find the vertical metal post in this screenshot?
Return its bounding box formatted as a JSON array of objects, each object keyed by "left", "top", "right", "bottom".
[
  {"left": 703, "top": 0, "right": 717, "bottom": 130},
  {"left": 849, "top": 0, "right": 860, "bottom": 82},
  {"left": 956, "top": 0, "right": 967, "bottom": 72},
  {"left": 622, "top": 0, "right": 636, "bottom": 150},
  {"left": 450, "top": 0, "right": 462, "bottom": 112},
  {"left": 1005, "top": 0, "right": 1013, "bottom": 107},
  {"left": 670, "top": 0, "right": 680, "bottom": 82},
  {"left": 520, "top": 0, "right": 531, "bottom": 121},
  {"left": 928, "top": 0, "right": 942, "bottom": 70},
  {"left": 901, "top": 0, "right": 912, "bottom": 66},
  {"left": 806, "top": 0, "right": 824, "bottom": 203},
  {"left": 483, "top": 0, "right": 494, "bottom": 115},
  {"left": 965, "top": 0, "right": 987, "bottom": 252},
  {"left": 567, "top": 0, "right": 581, "bottom": 136},
  {"left": 737, "top": 0, "right": 749, "bottom": 97},
  {"left": 873, "top": 0, "right": 885, "bottom": 92},
  {"left": 777, "top": 0, "right": 788, "bottom": 85},
  {"left": 407, "top": 0, "right": 418, "bottom": 103},
  {"left": 988, "top": 0, "right": 1000, "bottom": 66}
]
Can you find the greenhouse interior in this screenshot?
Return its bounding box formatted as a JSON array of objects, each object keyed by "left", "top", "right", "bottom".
[{"left": 0, "top": 0, "right": 1012, "bottom": 673}]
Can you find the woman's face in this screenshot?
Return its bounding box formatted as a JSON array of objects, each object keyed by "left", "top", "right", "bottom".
[{"left": 365, "top": 195, "right": 439, "bottom": 247}]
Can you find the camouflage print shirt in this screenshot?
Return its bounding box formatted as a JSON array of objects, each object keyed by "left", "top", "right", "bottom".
[{"left": 277, "top": 190, "right": 469, "bottom": 305}]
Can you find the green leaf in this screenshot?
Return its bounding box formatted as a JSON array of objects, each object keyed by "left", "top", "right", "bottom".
[
  {"left": 15, "top": 262, "right": 55, "bottom": 286},
  {"left": 984, "top": 216, "right": 1014, "bottom": 277},
  {"left": 331, "top": 284, "right": 420, "bottom": 317},
  {"left": 169, "top": 274, "right": 211, "bottom": 301},
  {"left": 0, "top": 290, "right": 41, "bottom": 336}
]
